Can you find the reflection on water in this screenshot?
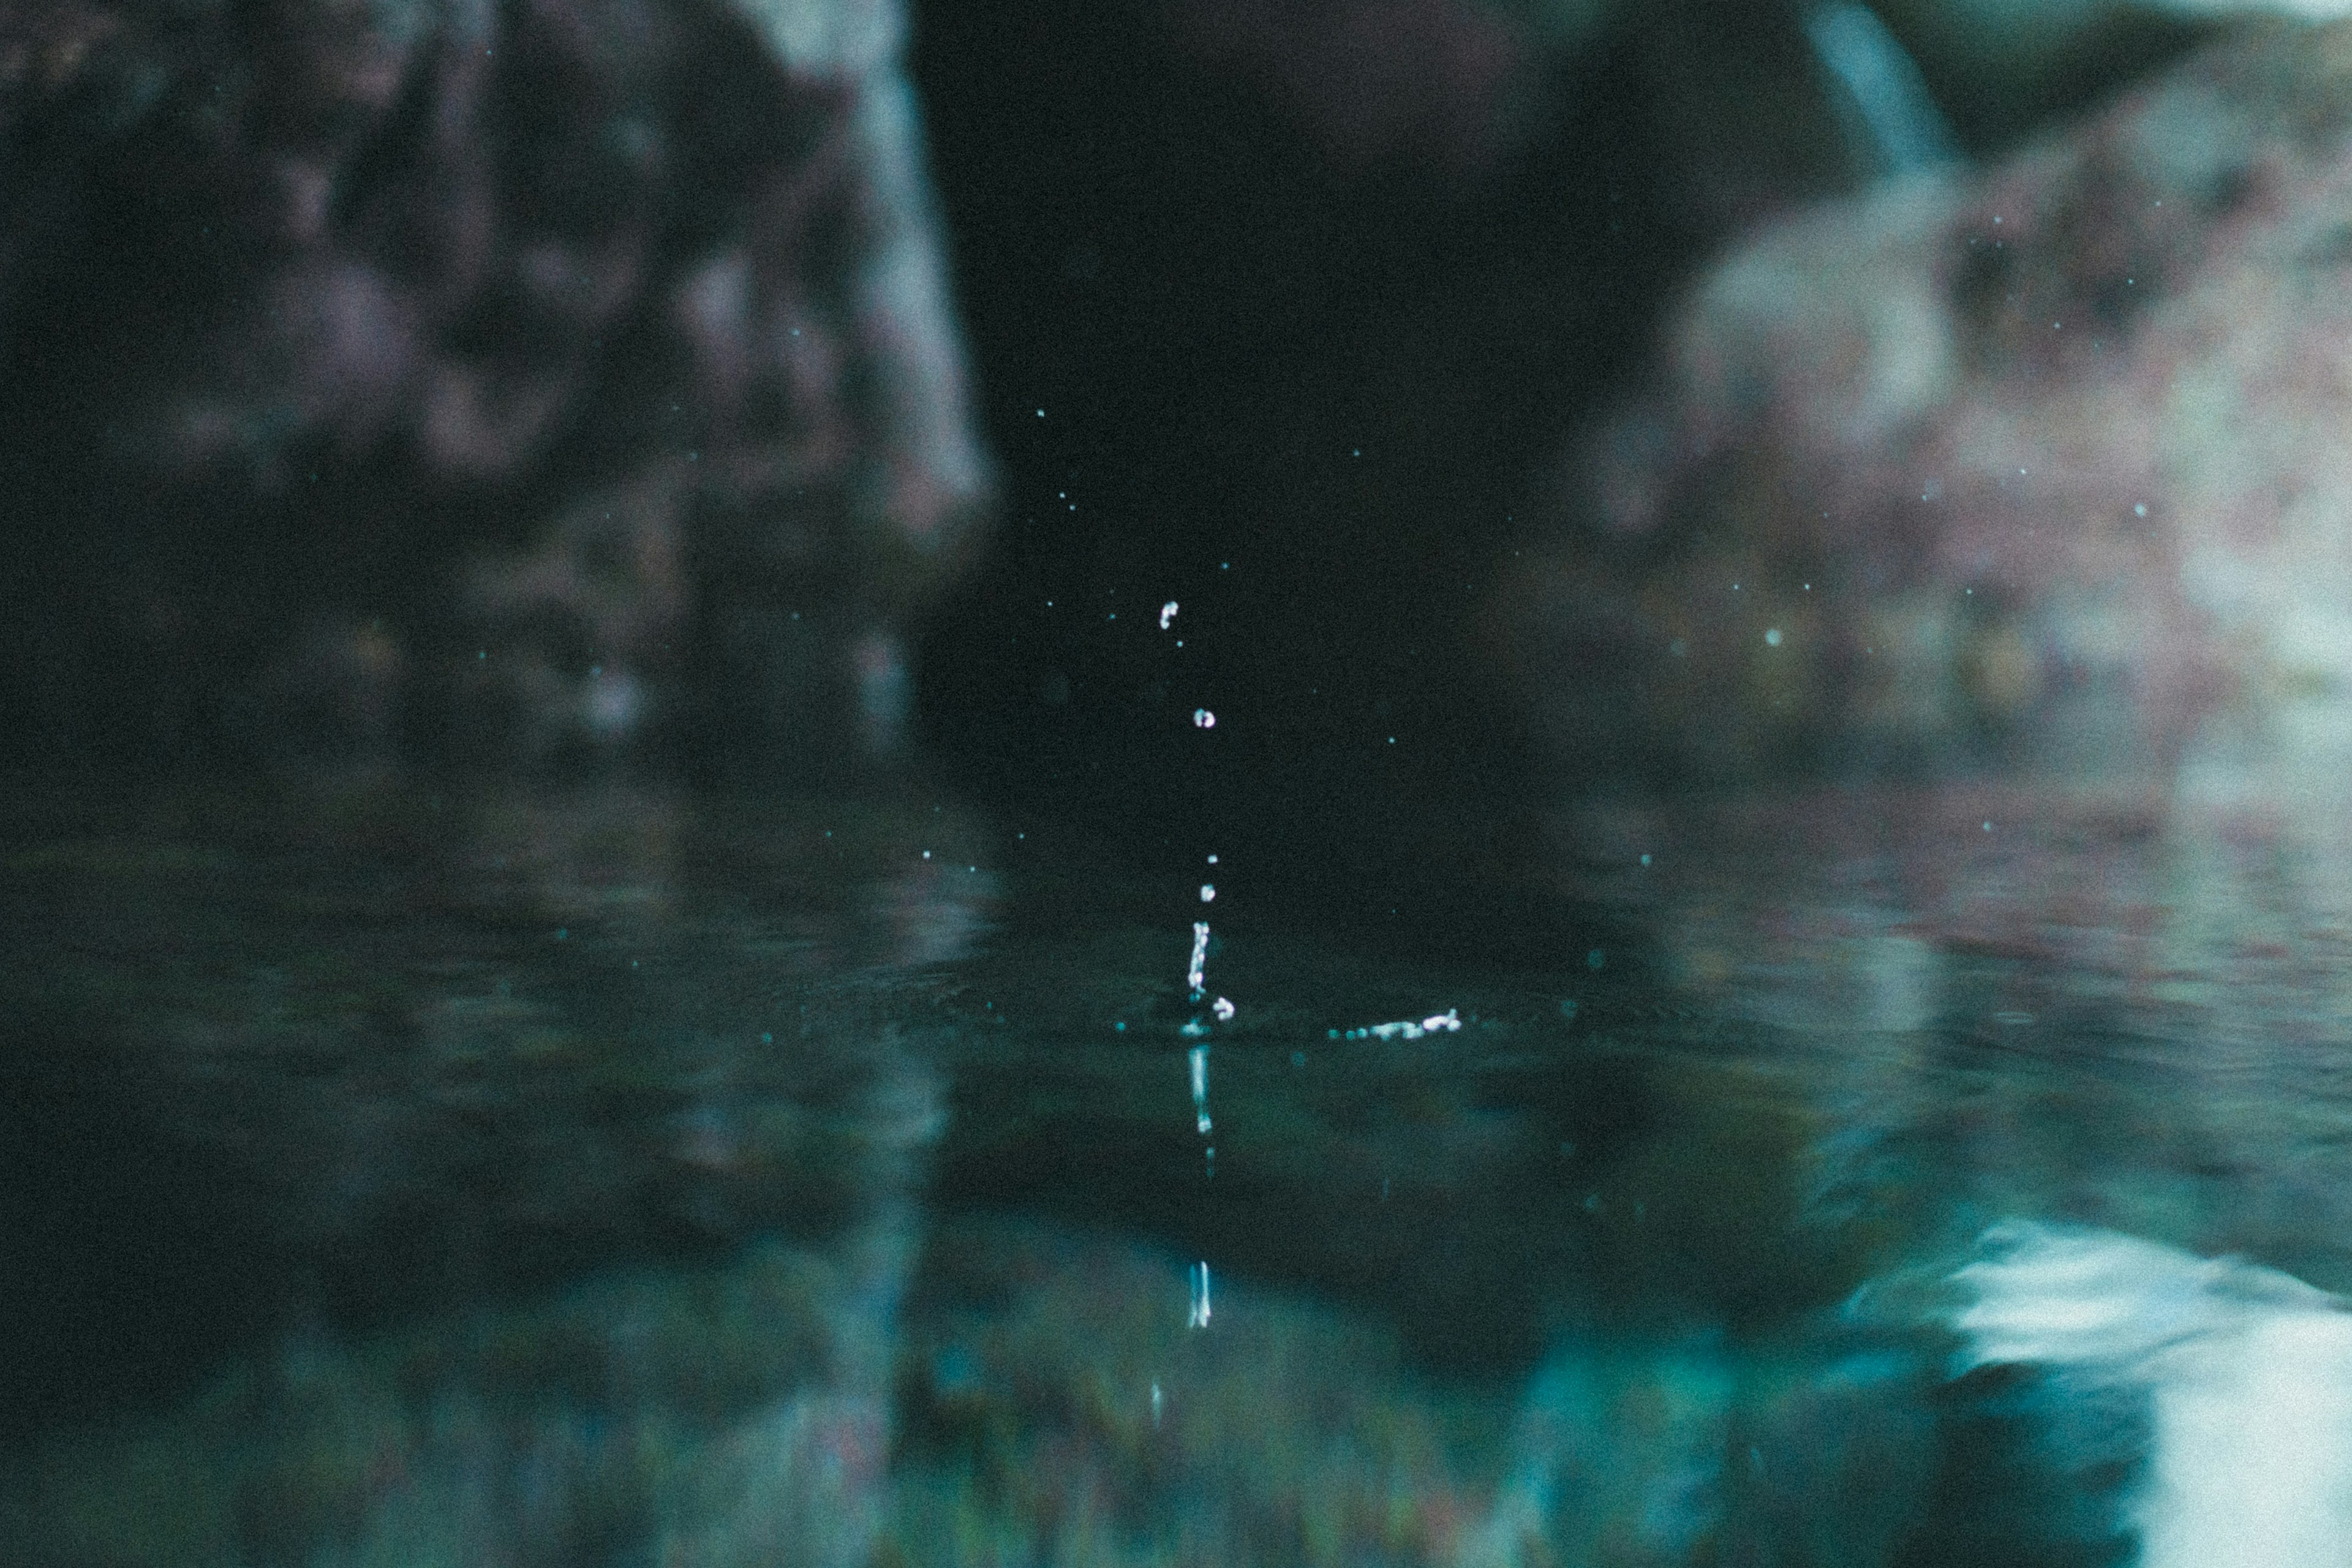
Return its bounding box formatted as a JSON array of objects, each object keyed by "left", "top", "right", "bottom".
[{"left": 6, "top": 772, "right": 2352, "bottom": 1563}]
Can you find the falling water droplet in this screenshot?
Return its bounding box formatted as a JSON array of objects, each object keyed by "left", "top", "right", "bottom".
[
  {"left": 1189, "top": 1261, "right": 1212, "bottom": 1328},
  {"left": 1188, "top": 922, "right": 1209, "bottom": 1000},
  {"left": 1212, "top": 997, "right": 1235, "bottom": 1022},
  {"left": 1193, "top": 709, "right": 1215, "bottom": 728},
  {"left": 1190, "top": 1044, "right": 1211, "bottom": 1134},
  {"left": 1160, "top": 601, "right": 1179, "bottom": 629},
  {"left": 1151, "top": 1382, "right": 1164, "bottom": 1427},
  {"left": 1200, "top": 883, "right": 1215, "bottom": 903}
]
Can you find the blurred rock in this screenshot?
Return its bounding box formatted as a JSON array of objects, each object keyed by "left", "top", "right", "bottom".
[
  {"left": 0, "top": 0, "right": 987, "bottom": 774},
  {"left": 1501, "top": 18, "right": 2352, "bottom": 792}
]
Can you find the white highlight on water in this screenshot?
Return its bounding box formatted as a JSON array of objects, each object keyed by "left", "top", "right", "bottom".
[
  {"left": 1161, "top": 601, "right": 1178, "bottom": 629},
  {"left": 1150, "top": 1381, "right": 1164, "bottom": 1427},
  {"left": 1200, "top": 883, "right": 1215, "bottom": 903},
  {"left": 1193, "top": 709, "right": 1215, "bottom": 728},
  {"left": 1189, "top": 1261, "right": 1212, "bottom": 1329},
  {"left": 1188, "top": 921, "right": 1209, "bottom": 1000},
  {"left": 1189, "top": 1044, "right": 1211, "bottom": 1134},
  {"left": 1212, "top": 997, "right": 1235, "bottom": 1022},
  {"left": 1337, "top": 1008, "right": 1462, "bottom": 1041},
  {"left": 1953, "top": 1221, "right": 2352, "bottom": 1568}
]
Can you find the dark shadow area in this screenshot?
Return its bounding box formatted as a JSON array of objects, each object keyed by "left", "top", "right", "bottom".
[
  {"left": 0, "top": 1003, "right": 295, "bottom": 1445},
  {"left": 908, "top": 1, "right": 1699, "bottom": 907}
]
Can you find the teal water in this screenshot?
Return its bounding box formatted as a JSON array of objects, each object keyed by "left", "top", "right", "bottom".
[{"left": 7, "top": 771, "right": 2352, "bottom": 1565}]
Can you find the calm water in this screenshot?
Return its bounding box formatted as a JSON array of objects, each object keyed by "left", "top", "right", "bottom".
[{"left": 7, "top": 766, "right": 2352, "bottom": 1565}]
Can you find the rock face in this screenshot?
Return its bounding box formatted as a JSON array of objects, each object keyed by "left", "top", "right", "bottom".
[
  {"left": 0, "top": 0, "right": 986, "bottom": 772},
  {"left": 1501, "top": 18, "right": 2352, "bottom": 791}
]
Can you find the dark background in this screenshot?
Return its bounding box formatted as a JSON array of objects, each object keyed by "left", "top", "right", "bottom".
[{"left": 903, "top": 0, "right": 2206, "bottom": 903}]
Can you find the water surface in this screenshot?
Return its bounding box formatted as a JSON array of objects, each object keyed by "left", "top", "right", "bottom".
[{"left": 7, "top": 769, "right": 2351, "bottom": 1564}]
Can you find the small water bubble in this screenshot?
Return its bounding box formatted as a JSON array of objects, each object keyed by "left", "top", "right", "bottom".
[
  {"left": 1640, "top": 853, "right": 1651, "bottom": 867},
  {"left": 1193, "top": 709, "right": 1216, "bottom": 728},
  {"left": 1765, "top": 628, "right": 1783, "bottom": 647},
  {"left": 1207, "top": 853, "right": 1218, "bottom": 864},
  {"left": 2135, "top": 503, "right": 2148, "bottom": 517}
]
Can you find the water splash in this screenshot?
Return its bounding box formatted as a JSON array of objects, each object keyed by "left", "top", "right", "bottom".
[
  {"left": 1187, "top": 921, "right": 1209, "bottom": 1001},
  {"left": 1333, "top": 1008, "right": 1461, "bottom": 1041}
]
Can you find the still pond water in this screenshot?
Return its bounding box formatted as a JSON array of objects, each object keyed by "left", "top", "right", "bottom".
[{"left": 6, "top": 766, "right": 2352, "bottom": 1566}]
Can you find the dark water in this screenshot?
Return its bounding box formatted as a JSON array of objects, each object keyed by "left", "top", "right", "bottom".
[{"left": 7, "top": 766, "right": 2352, "bottom": 1566}]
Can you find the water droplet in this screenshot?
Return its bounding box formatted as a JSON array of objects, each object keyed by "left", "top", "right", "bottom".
[
  {"left": 1212, "top": 997, "right": 1235, "bottom": 1022},
  {"left": 1160, "top": 601, "right": 1178, "bottom": 629},
  {"left": 1189, "top": 1261, "right": 1212, "bottom": 1328},
  {"left": 2135, "top": 503, "right": 2148, "bottom": 517},
  {"left": 1150, "top": 1381, "right": 1164, "bottom": 1426},
  {"left": 1587, "top": 948, "right": 1605, "bottom": 970},
  {"left": 1189, "top": 1044, "right": 1211, "bottom": 1133},
  {"left": 1200, "top": 883, "right": 1215, "bottom": 902},
  {"left": 1193, "top": 709, "right": 1216, "bottom": 728},
  {"left": 1765, "top": 628, "right": 1783, "bottom": 647},
  {"left": 1187, "top": 921, "right": 1209, "bottom": 998}
]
